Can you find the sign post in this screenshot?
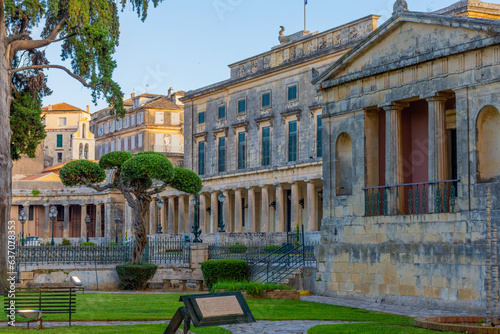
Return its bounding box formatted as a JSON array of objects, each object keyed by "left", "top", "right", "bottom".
[{"left": 164, "top": 291, "right": 255, "bottom": 334}]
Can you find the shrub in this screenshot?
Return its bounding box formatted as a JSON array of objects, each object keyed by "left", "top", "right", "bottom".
[
  {"left": 44, "top": 242, "right": 51, "bottom": 246},
  {"left": 116, "top": 263, "right": 158, "bottom": 290},
  {"left": 59, "top": 160, "right": 106, "bottom": 187},
  {"left": 229, "top": 244, "right": 247, "bottom": 254},
  {"left": 264, "top": 245, "right": 280, "bottom": 253},
  {"left": 108, "top": 242, "right": 120, "bottom": 246},
  {"left": 31, "top": 189, "right": 40, "bottom": 197},
  {"left": 201, "top": 259, "right": 248, "bottom": 290},
  {"left": 62, "top": 239, "right": 71, "bottom": 246},
  {"left": 170, "top": 167, "right": 202, "bottom": 194},
  {"left": 80, "top": 242, "right": 95, "bottom": 246},
  {"left": 99, "top": 151, "right": 133, "bottom": 170},
  {"left": 212, "top": 280, "right": 291, "bottom": 296}
]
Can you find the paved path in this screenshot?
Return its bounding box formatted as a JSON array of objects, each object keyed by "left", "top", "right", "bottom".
[{"left": 301, "top": 295, "right": 480, "bottom": 318}]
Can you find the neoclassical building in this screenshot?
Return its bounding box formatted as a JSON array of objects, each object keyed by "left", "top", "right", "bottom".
[
  {"left": 313, "top": 0, "right": 500, "bottom": 312},
  {"left": 155, "top": 16, "right": 381, "bottom": 235}
]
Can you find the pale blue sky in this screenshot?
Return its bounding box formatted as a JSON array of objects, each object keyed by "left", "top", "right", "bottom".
[{"left": 40, "top": 0, "right": 497, "bottom": 112}]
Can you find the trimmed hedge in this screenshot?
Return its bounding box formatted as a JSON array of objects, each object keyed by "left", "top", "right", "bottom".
[
  {"left": 80, "top": 242, "right": 95, "bottom": 246},
  {"left": 62, "top": 239, "right": 71, "bottom": 246},
  {"left": 59, "top": 160, "right": 106, "bottom": 187},
  {"left": 201, "top": 259, "right": 248, "bottom": 290},
  {"left": 116, "top": 263, "right": 158, "bottom": 290},
  {"left": 170, "top": 167, "right": 202, "bottom": 194},
  {"left": 229, "top": 244, "right": 247, "bottom": 254},
  {"left": 99, "top": 151, "right": 133, "bottom": 170},
  {"left": 264, "top": 245, "right": 280, "bottom": 253}
]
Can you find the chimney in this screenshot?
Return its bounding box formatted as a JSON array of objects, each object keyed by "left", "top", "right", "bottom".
[
  {"left": 168, "top": 87, "right": 174, "bottom": 98},
  {"left": 131, "top": 92, "right": 136, "bottom": 99},
  {"left": 86, "top": 105, "right": 90, "bottom": 113}
]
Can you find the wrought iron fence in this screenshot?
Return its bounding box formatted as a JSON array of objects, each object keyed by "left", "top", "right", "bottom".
[
  {"left": 208, "top": 243, "right": 281, "bottom": 264},
  {"left": 16, "top": 235, "right": 190, "bottom": 266},
  {"left": 363, "top": 180, "right": 459, "bottom": 216}
]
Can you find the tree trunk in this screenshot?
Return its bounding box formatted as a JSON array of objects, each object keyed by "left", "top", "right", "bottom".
[
  {"left": 130, "top": 198, "right": 151, "bottom": 264},
  {"left": 0, "top": 36, "right": 13, "bottom": 294}
]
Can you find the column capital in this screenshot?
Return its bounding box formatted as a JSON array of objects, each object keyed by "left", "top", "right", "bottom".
[
  {"left": 422, "top": 92, "right": 453, "bottom": 102},
  {"left": 378, "top": 101, "right": 409, "bottom": 111},
  {"left": 80, "top": 204, "right": 87, "bottom": 207}
]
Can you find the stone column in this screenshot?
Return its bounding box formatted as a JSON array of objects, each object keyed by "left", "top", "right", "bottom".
[
  {"left": 381, "top": 102, "right": 408, "bottom": 214},
  {"left": 95, "top": 204, "right": 102, "bottom": 238},
  {"left": 247, "top": 187, "right": 256, "bottom": 232},
  {"left": 104, "top": 203, "right": 112, "bottom": 238},
  {"left": 125, "top": 205, "right": 133, "bottom": 239},
  {"left": 291, "top": 182, "right": 300, "bottom": 229},
  {"left": 178, "top": 195, "right": 187, "bottom": 235},
  {"left": 200, "top": 194, "right": 208, "bottom": 233},
  {"left": 235, "top": 189, "right": 242, "bottom": 233},
  {"left": 188, "top": 195, "right": 195, "bottom": 234},
  {"left": 426, "top": 93, "right": 451, "bottom": 213},
  {"left": 223, "top": 190, "right": 230, "bottom": 232},
  {"left": 275, "top": 184, "right": 285, "bottom": 232},
  {"left": 149, "top": 200, "right": 157, "bottom": 235},
  {"left": 210, "top": 192, "right": 219, "bottom": 233},
  {"left": 43, "top": 204, "right": 50, "bottom": 239},
  {"left": 306, "top": 181, "right": 317, "bottom": 231},
  {"left": 160, "top": 196, "right": 167, "bottom": 234},
  {"left": 63, "top": 204, "right": 70, "bottom": 238},
  {"left": 261, "top": 186, "right": 270, "bottom": 232},
  {"left": 80, "top": 204, "right": 87, "bottom": 239},
  {"left": 168, "top": 197, "right": 176, "bottom": 234}
]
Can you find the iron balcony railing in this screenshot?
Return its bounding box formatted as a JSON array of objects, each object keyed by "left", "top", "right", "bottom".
[
  {"left": 363, "top": 179, "right": 460, "bottom": 216},
  {"left": 16, "top": 236, "right": 190, "bottom": 267},
  {"left": 250, "top": 244, "right": 305, "bottom": 284}
]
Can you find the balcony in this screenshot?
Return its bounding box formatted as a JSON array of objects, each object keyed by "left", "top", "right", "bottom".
[
  {"left": 153, "top": 145, "right": 183, "bottom": 154},
  {"left": 363, "top": 180, "right": 459, "bottom": 216}
]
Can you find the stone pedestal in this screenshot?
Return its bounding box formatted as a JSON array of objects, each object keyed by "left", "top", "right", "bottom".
[{"left": 190, "top": 244, "right": 209, "bottom": 270}]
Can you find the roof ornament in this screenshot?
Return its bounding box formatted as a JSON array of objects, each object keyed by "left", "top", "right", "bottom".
[
  {"left": 279, "top": 26, "right": 291, "bottom": 44},
  {"left": 393, "top": 0, "right": 409, "bottom": 15}
]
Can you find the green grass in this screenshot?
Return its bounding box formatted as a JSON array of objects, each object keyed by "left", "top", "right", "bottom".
[
  {"left": 308, "top": 323, "right": 459, "bottom": 333},
  {"left": 0, "top": 324, "right": 230, "bottom": 333},
  {"left": 211, "top": 280, "right": 291, "bottom": 295}
]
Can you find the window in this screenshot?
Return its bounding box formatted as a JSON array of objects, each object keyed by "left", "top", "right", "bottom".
[
  {"left": 262, "top": 92, "right": 271, "bottom": 108},
  {"left": 238, "top": 99, "right": 246, "bottom": 114},
  {"left": 125, "top": 116, "right": 130, "bottom": 128},
  {"left": 119, "top": 118, "right": 123, "bottom": 129},
  {"left": 117, "top": 139, "right": 121, "bottom": 151},
  {"left": 287, "top": 84, "right": 298, "bottom": 101},
  {"left": 115, "top": 119, "right": 119, "bottom": 130},
  {"left": 171, "top": 113, "right": 180, "bottom": 125},
  {"left": 104, "top": 122, "right": 109, "bottom": 134},
  {"left": 111, "top": 120, "right": 116, "bottom": 132},
  {"left": 218, "top": 105, "right": 226, "bottom": 119},
  {"left": 131, "top": 115, "right": 135, "bottom": 126},
  {"left": 104, "top": 142, "right": 109, "bottom": 154},
  {"left": 124, "top": 137, "right": 129, "bottom": 151},
  {"left": 29, "top": 206, "right": 34, "bottom": 221},
  {"left": 238, "top": 132, "right": 246, "bottom": 169},
  {"left": 262, "top": 126, "right": 271, "bottom": 166},
  {"left": 58, "top": 118, "right": 67, "bottom": 126},
  {"left": 317, "top": 115, "right": 323, "bottom": 158},
  {"left": 131, "top": 135, "right": 136, "bottom": 149},
  {"left": 56, "top": 134, "right": 63, "bottom": 148},
  {"left": 98, "top": 125, "right": 103, "bottom": 136},
  {"left": 138, "top": 133, "right": 143, "bottom": 147},
  {"left": 57, "top": 152, "right": 63, "bottom": 163},
  {"left": 110, "top": 141, "right": 115, "bottom": 152},
  {"left": 198, "top": 111, "right": 205, "bottom": 124},
  {"left": 218, "top": 137, "right": 226, "bottom": 173},
  {"left": 99, "top": 145, "right": 103, "bottom": 156},
  {"left": 198, "top": 141, "right": 205, "bottom": 175},
  {"left": 155, "top": 111, "right": 164, "bottom": 124},
  {"left": 288, "top": 121, "right": 298, "bottom": 162}
]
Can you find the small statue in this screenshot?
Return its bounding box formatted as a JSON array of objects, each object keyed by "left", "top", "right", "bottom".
[
  {"left": 312, "top": 68, "right": 320, "bottom": 79},
  {"left": 279, "top": 26, "right": 291, "bottom": 44},
  {"left": 393, "top": 0, "right": 409, "bottom": 15}
]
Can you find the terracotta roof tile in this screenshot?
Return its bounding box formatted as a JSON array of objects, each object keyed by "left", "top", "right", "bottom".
[{"left": 42, "top": 103, "right": 85, "bottom": 112}]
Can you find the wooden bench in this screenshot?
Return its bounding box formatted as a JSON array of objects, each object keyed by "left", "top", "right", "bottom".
[
  {"left": 28, "top": 282, "right": 84, "bottom": 293},
  {"left": 3, "top": 287, "right": 76, "bottom": 328},
  {"left": 163, "top": 279, "right": 204, "bottom": 292}
]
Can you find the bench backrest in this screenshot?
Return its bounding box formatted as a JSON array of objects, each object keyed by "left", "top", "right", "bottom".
[{"left": 4, "top": 287, "right": 76, "bottom": 315}]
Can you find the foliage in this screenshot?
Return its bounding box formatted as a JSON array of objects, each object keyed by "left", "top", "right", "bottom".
[
  {"left": 169, "top": 167, "right": 203, "bottom": 194},
  {"left": 99, "top": 151, "right": 133, "bottom": 170},
  {"left": 211, "top": 280, "right": 291, "bottom": 296},
  {"left": 80, "top": 242, "right": 95, "bottom": 246},
  {"left": 201, "top": 259, "right": 248, "bottom": 290},
  {"left": 59, "top": 160, "right": 106, "bottom": 187},
  {"left": 121, "top": 153, "right": 174, "bottom": 187},
  {"left": 264, "top": 245, "right": 281, "bottom": 253},
  {"left": 229, "top": 244, "right": 247, "bottom": 254},
  {"left": 116, "top": 263, "right": 158, "bottom": 290},
  {"left": 45, "top": 242, "right": 51, "bottom": 246},
  {"left": 61, "top": 239, "right": 71, "bottom": 246},
  {"left": 108, "top": 242, "right": 120, "bottom": 246},
  {"left": 10, "top": 92, "right": 46, "bottom": 160},
  {"left": 31, "top": 189, "right": 41, "bottom": 197}
]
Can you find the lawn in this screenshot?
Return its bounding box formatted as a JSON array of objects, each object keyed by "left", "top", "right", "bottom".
[
  {"left": 0, "top": 324, "right": 230, "bottom": 333},
  {"left": 308, "top": 323, "right": 459, "bottom": 334}
]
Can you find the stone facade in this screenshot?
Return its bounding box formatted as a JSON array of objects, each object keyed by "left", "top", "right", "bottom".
[
  {"left": 156, "top": 16, "right": 381, "bottom": 236},
  {"left": 90, "top": 91, "right": 185, "bottom": 167},
  {"left": 313, "top": 0, "right": 500, "bottom": 312}
]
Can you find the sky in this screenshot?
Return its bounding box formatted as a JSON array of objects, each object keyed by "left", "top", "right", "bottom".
[{"left": 40, "top": 0, "right": 500, "bottom": 113}]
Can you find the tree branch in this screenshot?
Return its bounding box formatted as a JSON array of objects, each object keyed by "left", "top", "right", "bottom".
[
  {"left": 119, "top": 189, "right": 138, "bottom": 211},
  {"left": 0, "top": 0, "right": 5, "bottom": 39},
  {"left": 10, "top": 65, "right": 93, "bottom": 88},
  {"left": 146, "top": 183, "right": 168, "bottom": 196},
  {"left": 6, "top": 32, "right": 30, "bottom": 44}
]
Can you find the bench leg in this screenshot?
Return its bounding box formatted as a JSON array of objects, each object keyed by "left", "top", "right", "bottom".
[
  {"left": 163, "top": 280, "right": 171, "bottom": 292},
  {"left": 180, "top": 280, "right": 187, "bottom": 292},
  {"left": 196, "top": 281, "right": 203, "bottom": 292}
]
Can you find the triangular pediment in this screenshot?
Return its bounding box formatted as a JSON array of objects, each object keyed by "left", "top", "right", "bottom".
[{"left": 314, "top": 12, "right": 500, "bottom": 88}]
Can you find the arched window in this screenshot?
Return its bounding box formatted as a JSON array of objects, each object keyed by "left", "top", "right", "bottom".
[
  {"left": 84, "top": 144, "right": 89, "bottom": 160},
  {"left": 79, "top": 143, "right": 83, "bottom": 159},
  {"left": 336, "top": 132, "right": 353, "bottom": 195},
  {"left": 477, "top": 105, "right": 500, "bottom": 182},
  {"left": 82, "top": 124, "right": 86, "bottom": 139}
]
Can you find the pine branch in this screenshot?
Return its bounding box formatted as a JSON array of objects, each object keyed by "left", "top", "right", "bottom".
[{"left": 10, "top": 65, "right": 93, "bottom": 88}]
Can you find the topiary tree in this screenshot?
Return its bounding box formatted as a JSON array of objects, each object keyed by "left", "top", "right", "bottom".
[{"left": 59, "top": 151, "right": 202, "bottom": 263}]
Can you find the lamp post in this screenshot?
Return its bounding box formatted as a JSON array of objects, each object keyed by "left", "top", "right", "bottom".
[
  {"left": 191, "top": 196, "right": 202, "bottom": 243},
  {"left": 156, "top": 196, "right": 163, "bottom": 234},
  {"left": 18, "top": 208, "right": 27, "bottom": 246},
  {"left": 84, "top": 214, "right": 91, "bottom": 243},
  {"left": 114, "top": 215, "right": 120, "bottom": 244},
  {"left": 49, "top": 205, "right": 57, "bottom": 246},
  {"left": 217, "top": 193, "right": 226, "bottom": 233}
]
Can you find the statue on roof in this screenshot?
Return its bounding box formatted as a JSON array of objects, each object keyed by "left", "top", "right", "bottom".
[
  {"left": 279, "top": 26, "right": 291, "bottom": 44},
  {"left": 393, "top": 0, "right": 409, "bottom": 15}
]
